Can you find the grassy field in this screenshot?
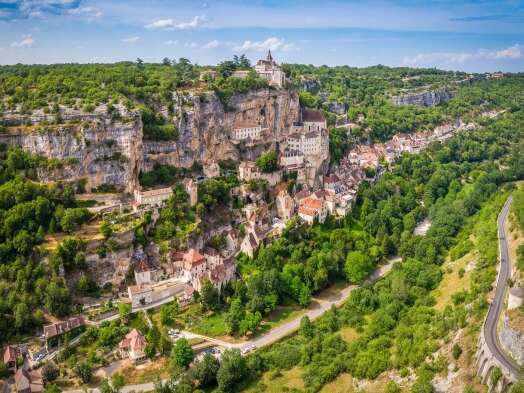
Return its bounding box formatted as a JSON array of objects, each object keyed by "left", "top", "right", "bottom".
[
  {"left": 338, "top": 326, "right": 359, "bottom": 343},
  {"left": 244, "top": 367, "right": 305, "bottom": 393},
  {"left": 432, "top": 248, "right": 476, "bottom": 312},
  {"left": 118, "top": 358, "right": 170, "bottom": 385}
]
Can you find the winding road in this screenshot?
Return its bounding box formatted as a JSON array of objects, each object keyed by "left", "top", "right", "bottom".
[{"left": 483, "top": 196, "right": 521, "bottom": 376}]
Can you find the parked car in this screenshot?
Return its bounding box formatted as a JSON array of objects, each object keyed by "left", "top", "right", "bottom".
[{"left": 241, "top": 344, "right": 256, "bottom": 354}]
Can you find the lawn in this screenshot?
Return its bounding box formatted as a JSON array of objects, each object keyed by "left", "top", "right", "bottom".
[
  {"left": 338, "top": 327, "right": 359, "bottom": 343},
  {"left": 118, "top": 357, "right": 170, "bottom": 385},
  {"left": 432, "top": 249, "right": 475, "bottom": 312},
  {"left": 177, "top": 304, "right": 229, "bottom": 337},
  {"left": 244, "top": 367, "right": 305, "bottom": 393}
]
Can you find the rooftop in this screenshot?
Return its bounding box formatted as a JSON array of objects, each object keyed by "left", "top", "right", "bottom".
[{"left": 302, "top": 108, "right": 326, "bottom": 123}]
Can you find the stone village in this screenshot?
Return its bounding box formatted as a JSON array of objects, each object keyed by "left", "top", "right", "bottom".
[{"left": 0, "top": 51, "right": 492, "bottom": 393}]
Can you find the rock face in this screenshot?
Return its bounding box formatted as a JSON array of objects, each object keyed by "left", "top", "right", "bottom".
[
  {"left": 0, "top": 106, "right": 142, "bottom": 192},
  {"left": 499, "top": 312, "right": 524, "bottom": 365},
  {"left": 0, "top": 88, "right": 299, "bottom": 189},
  {"left": 142, "top": 88, "right": 300, "bottom": 170},
  {"left": 390, "top": 88, "right": 453, "bottom": 107}
]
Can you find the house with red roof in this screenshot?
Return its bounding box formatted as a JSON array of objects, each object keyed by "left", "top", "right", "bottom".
[
  {"left": 3, "top": 345, "right": 17, "bottom": 371},
  {"left": 119, "top": 329, "right": 147, "bottom": 362},
  {"left": 14, "top": 369, "right": 43, "bottom": 393}
]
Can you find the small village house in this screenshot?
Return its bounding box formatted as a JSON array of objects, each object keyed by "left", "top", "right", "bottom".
[
  {"left": 43, "top": 317, "right": 86, "bottom": 350},
  {"left": 14, "top": 368, "right": 43, "bottom": 393},
  {"left": 119, "top": 329, "right": 147, "bottom": 363}
]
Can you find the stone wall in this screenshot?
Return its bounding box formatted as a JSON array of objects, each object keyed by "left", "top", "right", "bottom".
[{"left": 499, "top": 312, "right": 524, "bottom": 365}]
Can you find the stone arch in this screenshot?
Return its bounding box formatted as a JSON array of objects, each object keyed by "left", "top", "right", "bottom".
[
  {"left": 483, "top": 364, "right": 495, "bottom": 384},
  {"left": 476, "top": 349, "right": 485, "bottom": 368},
  {"left": 479, "top": 356, "right": 490, "bottom": 378}
]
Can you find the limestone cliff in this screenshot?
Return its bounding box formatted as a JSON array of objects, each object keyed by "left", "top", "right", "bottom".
[
  {"left": 390, "top": 88, "right": 453, "bottom": 107},
  {"left": 0, "top": 88, "right": 300, "bottom": 189},
  {"left": 0, "top": 105, "right": 142, "bottom": 192},
  {"left": 142, "top": 88, "right": 300, "bottom": 170}
]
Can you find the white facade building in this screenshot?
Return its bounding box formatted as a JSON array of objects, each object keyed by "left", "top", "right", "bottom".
[
  {"left": 134, "top": 187, "right": 173, "bottom": 208},
  {"left": 232, "top": 120, "right": 263, "bottom": 141}
]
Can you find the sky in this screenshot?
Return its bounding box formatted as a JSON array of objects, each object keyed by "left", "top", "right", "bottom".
[{"left": 0, "top": 0, "right": 523, "bottom": 72}]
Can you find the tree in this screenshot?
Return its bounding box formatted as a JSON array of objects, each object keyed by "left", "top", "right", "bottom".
[
  {"left": 344, "top": 251, "right": 374, "bottom": 283},
  {"left": 118, "top": 303, "right": 131, "bottom": 322},
  {"left": 200, "top": 280, "right": 220, "bottom": 311},
  {"left": 238, "top": 310, "right": 262, "bottom": 336},
  {"left": 74, "top": 362, "right": 93, "bottom": 384},
  {"left": 452, "top": 343, "right": 462, "bottom": 360},
  {"left": 44, "top": 385, "right": 62, "bottom": 393},
  {"left": 216, "top": 349, "right": 247, "bottom": 392},
  {"left": 225, "top": 298, "right": 244, "bottom": 334},
  {"left": 159, "top": 301, "right": 179, "bottom": 326},
  {"left": 299, "top": 315, "right": 315, "bottom": 338},
  {"left": 60, "top": 208, "right": 90, "bottom": 233},
  {"left": 100, "top": 373, "right": 125, "bottom": 393},
  {"left": 100, "top": 221, "right": 113, "bottom": 239},
  {"left": 170, "top": 338, "right": 194, "bottom": 369},
  {"left": 255, "top": 150, "right": 278, "bottom": 173},
  {"left": 42, "top": 362, "right": 59, "bottom": 382},
  {"left": 0, "top": 362, "right": 10, "bottom": 379},
  {"left": 193, "top": 353, "right": 220, "bottom": 388},
  {"left": 385, "top": 381, "right": 401, "bottom": 393}
]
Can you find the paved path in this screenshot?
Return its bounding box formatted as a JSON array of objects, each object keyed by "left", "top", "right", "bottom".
[
  {"left": 483, "top": 196, "right": 521, "bottom": 376},
  {"left": 180, "top": 257, "right": 400, "bottom": 351}
]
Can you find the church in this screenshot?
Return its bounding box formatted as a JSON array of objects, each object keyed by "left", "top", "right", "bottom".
[{"left": 254, "top": 50, "right": 286, "bottom": 88}]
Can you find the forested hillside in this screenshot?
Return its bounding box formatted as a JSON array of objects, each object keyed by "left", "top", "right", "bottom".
[{"left": 131, "top": 76, "right": 524, "bottom": 393}]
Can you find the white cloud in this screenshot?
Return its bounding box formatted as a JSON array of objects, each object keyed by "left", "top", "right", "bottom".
[
  {"left": 122, "top": 36, "right": 140, "bottom": 44},
  {"left": 234, "top": 37, "right": 296, "bottom": 52},
  {"left": 145, "top": 14, "right": 208, "bottom": 31},
  {"left": 202, "top": 40, "right": 221, "bottom": 49},
  {"left": 184, "top": 42, "right": 199, "bottom": 48},
  {"left": 494, "top": 44, "right": 522, "bottom": 59},
  {"left": 163, "top": 40, "right": 179, "bottom": 46},
  {"left": 403, "top": 44, "right": 522, "bottom": 66},
  {"left": 11, "top": 35, "right": 34, "bottom": 48},
  {"left": 68, "top": 6, "right": 103, "bottom": 20}
]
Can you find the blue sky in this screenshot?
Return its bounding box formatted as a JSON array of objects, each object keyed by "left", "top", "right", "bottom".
[{"left": 0, "top": 0, "right": 523, "bottom": 72}]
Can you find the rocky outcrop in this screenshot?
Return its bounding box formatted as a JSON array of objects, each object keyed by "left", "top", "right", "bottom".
[
  {"left": 499, "top": 311, "right": 524, "bottom": 365},
  {"left": 0, "top": 105, "right": 142, "bottom": 192},
  {"left": 0, "top": 88, "right": 300, "bottom": 189},
  {"left": 142, "top": 88, "right": 300, "bottom": 170},
  {"left": 390, "top": 88, "right": 453, "bottom": 107}
]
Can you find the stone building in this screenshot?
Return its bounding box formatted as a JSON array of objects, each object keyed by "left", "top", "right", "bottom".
[
  {"left": 119, "top": 329, "right": 147, "bottom": 363},
  {"left": 133, "top": 187, "right": 173, "bottom": 209},
  {"left": 15, "top": 369, "right": 43, "bottom": 393},
  {"left": 182, "top": 178, "right": 198, "bottom": 207},
  {"left": 232, "top": 120, "right": 263, "bottom": 141},
  {"left": 254, "top": 50, "right": 285, "bottom": 88}
]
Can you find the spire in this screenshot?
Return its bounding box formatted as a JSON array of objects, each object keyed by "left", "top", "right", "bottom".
[{"left": 267, "top": 49, "right": 273, "bottom": 63}]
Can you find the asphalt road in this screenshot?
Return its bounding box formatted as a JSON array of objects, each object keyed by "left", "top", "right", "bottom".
[{"left": 483, "top": 196, "right": 521, "bottom": 377}]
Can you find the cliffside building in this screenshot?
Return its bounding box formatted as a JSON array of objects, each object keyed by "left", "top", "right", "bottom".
[
  {"left": 133, "top": 187, "right": 173, "bottom": 209},
  {"left": 232, "top": 120, "right": 263, "bottom": 141},
  {"left": 254, "top": 50, "right": 285, "bottom": 88}
]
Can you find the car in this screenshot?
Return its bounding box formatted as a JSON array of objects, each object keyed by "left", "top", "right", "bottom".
[{"left": 241, "top": 344, "right": 256, "bottom": 354}]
